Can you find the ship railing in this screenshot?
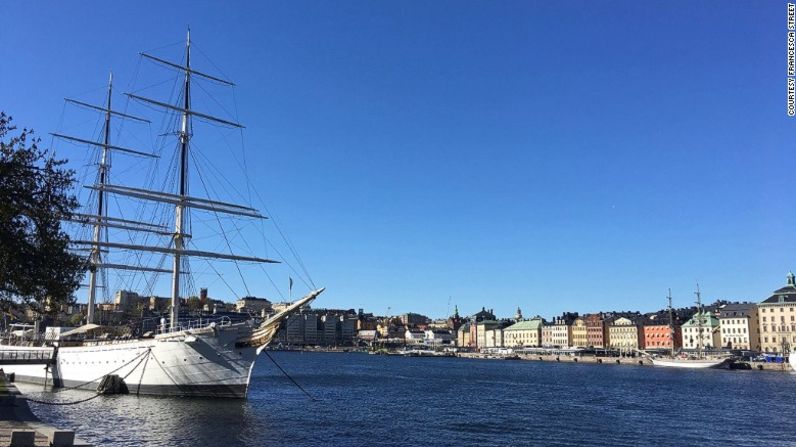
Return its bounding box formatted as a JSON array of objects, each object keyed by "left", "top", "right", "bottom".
[{"left": 157, "top": 315, "right": 234, "bottom": 335}]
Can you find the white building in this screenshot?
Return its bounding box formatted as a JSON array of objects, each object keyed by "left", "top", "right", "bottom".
[
  {"left": 718, "top": 303, "right": 759, "bottom": 351},
  {"left": 424, "top": 329, "right": 454, "bottom": 346},
  {"left": 405, "top": 329, "right": 426, "bottom": 345},
  {"left": 681, "top": 312, "right": 721, "bottom": 350}
]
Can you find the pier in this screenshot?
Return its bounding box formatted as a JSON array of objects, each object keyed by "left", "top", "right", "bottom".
[{"left": 0, "top": 372, "right": 91, "bottom": 447}]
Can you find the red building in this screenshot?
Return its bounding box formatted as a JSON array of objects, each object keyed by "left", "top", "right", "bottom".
[
  {"left": 642, "top": 316, "right": 682, "bottom": 350},
  {"left": 584, "top": 313, "right": 608, "bottom": 348}
]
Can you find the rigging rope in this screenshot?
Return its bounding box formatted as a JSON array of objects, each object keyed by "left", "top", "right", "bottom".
[{"left": 262, "top": 350, "right": 316, "bottom": 401}]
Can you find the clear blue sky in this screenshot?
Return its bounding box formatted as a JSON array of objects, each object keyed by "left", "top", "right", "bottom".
[{"left": 1, "top": 1, "right": 792, "bottom": 319}]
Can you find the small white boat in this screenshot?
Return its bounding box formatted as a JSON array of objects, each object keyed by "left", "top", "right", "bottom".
[
  {"left": 790, "top": 352, "right": 795, "bottom": 372},
  {"left": 650, "top": 357, "right": 731, "bottom": 369}
]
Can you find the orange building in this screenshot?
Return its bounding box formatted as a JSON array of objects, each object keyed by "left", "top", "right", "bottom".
[{"left": 642, "top": 322, "right": 682, "bottom": 350}]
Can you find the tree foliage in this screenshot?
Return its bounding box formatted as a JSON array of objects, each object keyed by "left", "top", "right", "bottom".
[{"left": 0, "top": 112, "right": 85, "bottom": 314}]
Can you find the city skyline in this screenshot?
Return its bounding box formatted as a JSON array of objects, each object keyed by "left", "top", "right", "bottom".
[{"left": 1, "top": 1, "right": 792, "bottom": 318}]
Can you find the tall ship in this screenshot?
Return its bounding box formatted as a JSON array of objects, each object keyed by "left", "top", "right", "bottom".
[
  {"left": 0, "top": 31, "right": 324, "bottom": 398},
  {"left": 650, "top": 286, "right": 730, "bottom": 369}
]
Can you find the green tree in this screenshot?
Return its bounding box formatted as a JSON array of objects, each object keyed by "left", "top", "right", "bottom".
[{"left": 0, "top": 113, "right": 85, "bottom": 315}]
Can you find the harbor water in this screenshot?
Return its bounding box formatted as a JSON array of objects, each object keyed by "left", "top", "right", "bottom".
[{"left": 17, "top": 352, "right": 795, "bottom": 446}]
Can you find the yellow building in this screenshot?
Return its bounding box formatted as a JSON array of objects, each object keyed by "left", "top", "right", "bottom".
[
  {"left": 503, "top": 319, "right": 544, "bottom": 347},
  {"left": 758, "top": 272, "right": 796, "bottom": 354},
  {"left": 571, "top": 317, "right": 588, "bottom": 348}
]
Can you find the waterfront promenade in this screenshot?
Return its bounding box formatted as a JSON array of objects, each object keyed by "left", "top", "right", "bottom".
[{"left": 0, "top": 373, "right": 91, "bottom": 447}]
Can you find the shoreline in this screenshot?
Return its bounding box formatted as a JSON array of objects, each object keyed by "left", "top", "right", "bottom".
[{"left": 278, "top": 348, "right": 793, "bottom": 372}]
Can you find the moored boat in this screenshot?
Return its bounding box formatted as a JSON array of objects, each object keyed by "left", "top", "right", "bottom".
[
  {"left": 650, "top": 356, "right": 730, "bottom": 369},
  {"left": 649, "top": 286, "right": 731, "bottom": 370}
]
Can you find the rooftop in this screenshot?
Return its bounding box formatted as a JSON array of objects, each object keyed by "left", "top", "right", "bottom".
[{"left": 504, "top": 319, "right": 544, "bottom": 331}]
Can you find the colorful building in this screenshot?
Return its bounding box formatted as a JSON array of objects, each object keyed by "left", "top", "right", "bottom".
[
  {"left": 758, "top": 272, "right": 796, "bottom": 354},
  {"left": 584, "top": 313, "right": 608, "bottom": 348},
  {"left": 541, "top": 323, "right": 555, "bottom": 347},
  {"left": 571, "top": 317, "right": 588, "bottom": 348},
  {"left": 608, "top": 316, "right": 643, "bottom": 352},
  {"left": 503, "top": 318, "right": 544, "bottom": 347},
  {"left": 642, "top": 315, "right": 681, "bottom": 351}
]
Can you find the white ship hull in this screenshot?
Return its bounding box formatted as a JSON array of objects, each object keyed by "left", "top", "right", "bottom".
[
  {"left": 0, "top": 322, "right": 258, "bottom": 398},
  {"left": 650, "top": 357, "right": 730, "bottom": 369},
  {"left": 790, "top": 352, "right": 795, "bottom": 372}
]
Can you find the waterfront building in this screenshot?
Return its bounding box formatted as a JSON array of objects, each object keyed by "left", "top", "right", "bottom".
[
  {"left": 608, "top": 316, "right": 643, "bottom": 352},
  {"left": 235, "top": 296, "right": 273, "bottom": 315},
  {"left": 550, "top": 313, "right": 578, "bottom": 348},
  {"left": 457, "top": 322, "right": 472, "bottom": 348},
  {"left": 757, "top": 272, "right": 796, "bottom": 354},
  {"left": 424, "top": 329, "right": 454, "bottom": 346},
  {"left": 584, "top": 313, "right": 608, "bottom": 348},
  {"left": 718, "top": 303, "right": 759, "bottom": 351},
  {"left": 571, "top": 317, "right": 588, "bottom": 348},
  {"left": 277, "top": 309, "right": 358, "bottom": 346},
  {"left": 681, "top": 311, "right": 721, "bottom": 350},
  {"left": 541, "top": 323, "right": 555, "bottom": 347},
  {"left": 357, "top": 309, "right": 378, "bottom": 330},
  {"left": 475, "top": 320, "right": 503, "bottom": 349},
  {"left": 283, "top": 313, "right": 304, "bottom": 345},
  {"left": 642, "top": 314, "right": 682, "bottom": 351},
  {"left": 503, "top": 318, "right": 544, "bottom": 347},
  {"left": 483, "top": 327, "right": 505, "bottom": 348},
  {"left": 405, "top": 328, "right": 426, "bottom": 345},
  {"left": 401, "top": 313, "right": 430, "bottom": 327},
  {"left": 303, "top": 313, "right": 319, "bottom": 345}
]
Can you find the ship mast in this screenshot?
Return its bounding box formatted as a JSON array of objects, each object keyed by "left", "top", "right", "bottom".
[
  {"left": 170, "top": 29, "right": 192, "bottom": 331},
  {"left": 694, "top": 283, "right": 703, "bottom": 358},
  {"left": 85, "top": 73, "right": 113, "bottom": 324},
  {"left": 667, "top": 288, "right": 674, "bottom": 357},
  {"left": 69, "top": 30, "right": 283, "bottom": 333}
]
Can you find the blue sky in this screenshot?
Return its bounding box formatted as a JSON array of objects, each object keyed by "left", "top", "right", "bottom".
[{"left": 1, "top": 1, "right": 792, "bottom": 319}]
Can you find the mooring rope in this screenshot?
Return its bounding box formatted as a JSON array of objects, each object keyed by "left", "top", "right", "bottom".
[{"left": 26, "top": 348, "right": 151, "bottom": 406}]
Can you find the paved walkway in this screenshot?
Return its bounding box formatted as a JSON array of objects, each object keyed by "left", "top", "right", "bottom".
[{"left": 0, "top": 373, "right": 92, "bottom": 446}]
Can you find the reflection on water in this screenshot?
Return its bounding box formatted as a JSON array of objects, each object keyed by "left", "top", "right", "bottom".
[{"left": 19, "top": 353, "right": 796, "bottom": 447}]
